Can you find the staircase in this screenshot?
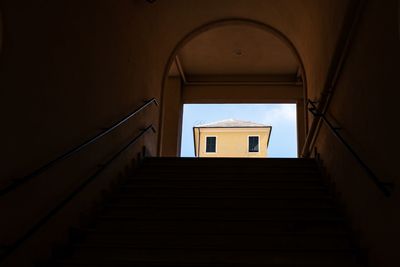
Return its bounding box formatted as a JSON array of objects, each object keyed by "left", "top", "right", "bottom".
[{"left": 47, "top": 157, "right": 363, "bottom": 267}]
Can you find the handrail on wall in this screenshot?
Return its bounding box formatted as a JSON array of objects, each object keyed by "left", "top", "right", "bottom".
[
  {"left": 0, "top": 98, "right": 158, "bottom": 196},
  {"left": 0, "top": 124, "right": 156, "bottom": 262},
  {"left": 306, "top": 100, "right": 393, "bottom": 197}
]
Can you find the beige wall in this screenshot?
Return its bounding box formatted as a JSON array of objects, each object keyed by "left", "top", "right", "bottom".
[
  {"left": 194, "top": 127, "right": 270, "bottom": 158},
  {"left": 183, "top": 84, "right": 302, "bottom": 103},
  {"left": 160, "top": 77, "right": 183, "bottom": 156}
]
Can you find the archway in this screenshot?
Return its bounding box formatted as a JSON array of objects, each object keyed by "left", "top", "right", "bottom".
[{"left": 159, "top": 19, "right": 307, "bottom": 157}]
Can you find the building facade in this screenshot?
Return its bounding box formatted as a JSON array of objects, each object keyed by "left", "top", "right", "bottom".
[{"left": 193, "top": 119, "right": 271, "bottom": 157}]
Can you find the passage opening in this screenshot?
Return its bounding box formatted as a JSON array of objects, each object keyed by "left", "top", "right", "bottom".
[{"left": 181, "top": 104, "right": 297, "bottom": 158}]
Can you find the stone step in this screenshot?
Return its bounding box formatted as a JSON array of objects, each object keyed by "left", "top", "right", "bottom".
[
  {"left": 134, "top": 172, "right": 320, "bottom": 179},
  {"left": 107, "top": 197, "right": 336, "bottom": 209},
  {"left": 92, "top": 218, "right": 348, "bottom": 234},
  {"left": 124, "top": 179, "right": 324, "bottom": 187},
  {"left": 129, "top": 175, "right": 323, "bottom": 183},
  {"left": 80, "top": 233, "right": 354, "bottom": 250},
  {"left": 43, "top": 158, "right": 362, "bottom": 267},
  {"left": 69, "top": 246, "right": 358, "bottom": 265},
  {"left": 59, "top": 259, "right": 362, "bottom": 267},
  {"left": 142, "top": 157, "right": 317, "bottom": 167},
  {"left": 121, "top": 183, "right": 327, "bottom": 191},
  {"left": 112, "top": 189, "right": 330, "bottom": 198},
  {"left": 100, "top": 207, "right": 341, "bottom": 220}
]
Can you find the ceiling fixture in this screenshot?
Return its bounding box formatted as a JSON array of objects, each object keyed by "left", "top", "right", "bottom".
[{"left": 234, "top": 49, "right": 243, "bottom": 56}]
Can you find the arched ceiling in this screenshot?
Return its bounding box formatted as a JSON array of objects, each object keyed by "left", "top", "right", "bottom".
[{"left": 169, "top": 24, "right": 301, "bottom": 84}]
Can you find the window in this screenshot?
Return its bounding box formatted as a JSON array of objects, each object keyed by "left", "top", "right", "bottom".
[
  {"left": 248, "top": 136, "right": 259, "bottom": 152},
  {"left": 206, "top": 136, "right": 216, "bottom": 153}
]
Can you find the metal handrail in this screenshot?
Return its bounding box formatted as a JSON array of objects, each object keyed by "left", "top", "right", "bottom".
[
  {"left": 307, "top": 100, "right": 392, "bottom": 197},
  {"left": 0, "top": 124, "right": 156, "bottom": 262},
  {"left": 0, "top": 98, "right": 158, "bottom": 196}
]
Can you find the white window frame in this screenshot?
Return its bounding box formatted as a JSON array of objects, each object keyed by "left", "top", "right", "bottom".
[
  {"left": 247, "top": 135, "right": 260, "bottom": 153},
  {"left": 205, "top": 135, "right": 217, "bottom": 153}
]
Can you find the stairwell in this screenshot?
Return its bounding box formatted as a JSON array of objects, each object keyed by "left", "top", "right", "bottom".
[{"left": 45, "top": 157, "right": 364, "bottom": 267}]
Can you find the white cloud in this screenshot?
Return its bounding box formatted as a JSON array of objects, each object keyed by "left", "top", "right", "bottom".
[{"left": 262, "top": 104, "right": 297, "bottom": 126}]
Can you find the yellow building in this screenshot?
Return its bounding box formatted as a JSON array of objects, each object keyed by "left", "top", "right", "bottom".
[{"left": 193, "top": 119, "right": 272, "bottom": 158}]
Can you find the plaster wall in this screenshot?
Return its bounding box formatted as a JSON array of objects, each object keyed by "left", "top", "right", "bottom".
[
  {"left": 183, "top": 84, "right": 302, "bottom": 103},
  {"left": 0, "top": 1, "right": 160, "bottom": 265},
  {"left": 0, "top": 0, "right": 347, "bottom": 177},
  {"left": 311, "top": 0, "right": 400, "bottom": 266},
  {"left": 160, "top": 77, "right": 183, "bottom": 156},
  {"left": 0, "top": 0, "right": 352, "bottom": 265},
  {"left": 0, "top": 0, "right": 350, "bottom": 183},
  {"left": 0, "top": 1, "right": 160, "bottom": 182}
]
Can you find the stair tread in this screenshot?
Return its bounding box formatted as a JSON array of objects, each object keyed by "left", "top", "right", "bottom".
[
  {"left": 45, "top": 158, "right": 362, "bottom": 267},
  {"left": 112, "top": 195, "right": 333, "bottom": 200},
  {"left": 105, "top": 205, "right": 337, "bottom": 210},
  {"left": 60, "top": 259, "right": 360, "bottom": 267},
  {"left": 69, "top": 247, "right": 358, "bottom": 265},
  {"left": 82, "top": 230, "right": 351, "bottom": 236},
  {"left": 79, "top": 234, "right": 353, "bottom": 250},
  {"left": 74, "top": 243, "right": 356, "bottom": 251}
]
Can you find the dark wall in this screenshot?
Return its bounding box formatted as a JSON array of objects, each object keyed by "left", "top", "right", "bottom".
[
  {"left": 0, "top": 0, "right": 357, "bottom": 265},
  {"left": 0, "top": 1, "right": 159, "bottom": 265},
  {"left": 0, "top": 0, "right": 351, "bottom": 181},
  {"left": 0, "top": 1, "right": 159, "bottom": 184},
  {"left": 313, "top": 1, "right": 400, "bottom": 266}
]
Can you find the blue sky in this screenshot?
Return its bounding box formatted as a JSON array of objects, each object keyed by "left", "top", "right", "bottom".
[{"left": 180, "top": 104, "right": 298, "bottom": 157}]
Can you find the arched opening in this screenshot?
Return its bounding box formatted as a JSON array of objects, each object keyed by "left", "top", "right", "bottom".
[{"left": 159, "top": 19, "right": 307, "bottom": 158}]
